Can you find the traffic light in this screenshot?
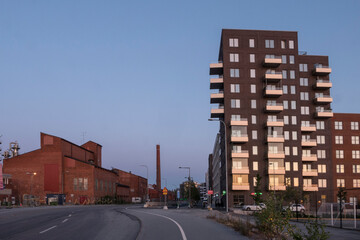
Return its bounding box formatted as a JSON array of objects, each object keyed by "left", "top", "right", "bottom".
[
  {"left": 222, "top": 190, "right": 226, "bottom": 195},
  {"left": 251, "top": 192, "right": 263, "bottom": 196}
]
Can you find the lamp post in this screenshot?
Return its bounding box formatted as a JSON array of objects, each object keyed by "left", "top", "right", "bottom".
[
  {"left": 208, "top": 118, "right": 229, "bottom": 213},
  {"left": 139, "top": 165, "right": 149, "bottom": 202},
  {"left": 26, "top": 172, "right": 37, "bottom": 206},
  {"left": 179, "top": 166, "right": 191, "bottom": 208}
]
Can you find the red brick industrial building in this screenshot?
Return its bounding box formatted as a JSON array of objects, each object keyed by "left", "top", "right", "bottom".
[{"left": 3, "top": 132, "right": 147, "bottom": 205}]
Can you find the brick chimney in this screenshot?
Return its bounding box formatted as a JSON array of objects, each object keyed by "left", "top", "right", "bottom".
[{"left": 156, "top": 145, "right": 161, "bottom": 191}]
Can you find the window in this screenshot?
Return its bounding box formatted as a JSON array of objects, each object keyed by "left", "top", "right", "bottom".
[
  {"left": 335, "top": 136, "right": 343, "bottom": 144},
  {"left": 316, "top": 121, "right": 325, "bottom": 130},
  {"left": 299, "top": 64, "right": 308, "bottom": 72},
  {"left": 253, "top": 161, "right": 258, "bottom": 170},
  {"left": 281, "top": 55, "right": 287, "bottom": 64},
  {"left": 251, "top": 115, "right": 257, "bottom": 124},
  {"left": 291, "top": 101, "right": 296, "bottom": 110},
  {"left": 352, "top": 136, "right": 359, "bottom": 144},
  {"left": 251, "top": 84, "right": 256, "bottom": 93},
  {"left": 289, "top": 40, "right": 294, "bottom": 49},
  {"left": 350, "top": 197, "right": 358, "bottom": 204},
  {"left": 353, "top": 165, "right": 360, "bottom": 173},
  {"left": 301, "top": 106, "right": 309, "bottom": 115},
  {"left": 291, "top": 116, "right": 297, "bottom": 125},
  {"left": 290, "top": 86, "right": 296, "bottom": 94},
  {"left": 265, "top": 39, "right": 274, "bottom": 48},
  {"left": 290, "top": 70, "right": 295, "bottom": 79},
  {"left": 250, "top": 54, "right": 255, "bottom": 63},
  {"left": 250, "top": 69, "right": 256, "bottom": 78},
  {"left": 282, "top": 100, "right": 288, "bottom": 109},
  {"left": 284, "top": 116, "right": 289, "bottom": 125},
  {"left": 351, "top": 122, "right": 359, "bottom": 130},
  {"left": 354, "top": 179, "right": 360, "bottom": 188},
  {"left": 251, "top": 100, "right": 256, "bottom": 109},
  {"left": 229, "top": 38, "right": 239, "bottom": 47},
  {"left": 231, "top": 99, "right": 240, "bottom": 108},
  {"left": 334, "top": 121, "right": 343, "bottom": 130},
  {"left": 286, "top": 178, "right": 291, "bottom": 186},
  {"left": 292, "top": 131, "right": 297, "bottom": 140},
  {"left": 249, "top": 39, "right": 255, "bottom": 48},
  {"left": 289, "top": 55, "right": 295, "bottom": 64},
  {"left": 294, "top": 177, "right": 299, "bottom": 187},
  {"left": 293, "top": 162, "right": 298, "bottom": 171},
  {"left": 293, "top": 147, "right": 298, "bottom": 156},
  {"left": 253, "top": 146, "right": 258, "bottom": 155},
  {"left": 300, "top": 78, "right": 308, "bottom": 86},
  {"left": 73, "top": 178, "right": 78, "bottom": 191},
  {"left": 230, "top": 68, "right": 240, "bottom": 77},
  {"left": 285, "top": 146, "right": 290, "bottom": 155},
  {"left": 252, "top": 130, "right": 257, "bottom": 140},
  {"left": 230, "top": 53, "right": 239, "bottom": 62},
  {"left": 281, "top": 40, "right": 286, "bottom": 49},
  {"left": 285, "top": 162, "right": 290, "bottom": 171},
  {"left": 317, "top": 150, "right": 326, "bottom": 159},
  {"left": 78, "top": 178, "right": 83, "bottom": 190},
  {"left": 336, "top": 164, "right": 345, "bottom": 173},
  {"left": 336, "top": 150, "right": 344, "bottom": 159},
  {"left": 95, "top": 179, "right": 98, "bottom": 191},
  {"left": 337, "top": 179, "right": 345, "bottom": 188},
  {"left": 283, "top": 85, "right": 288, "bottom": 94},
  {"left": 318, "top": 164, "right": 327, "bottom": 173},
  {"left": 319, "top": 179, "right": 327, "bottom": 188},
  {"left": 300, "top": 92, "right": 309, "bottom": 100},
  {"left": 352, "top": 150, "right": 360, "bottom": 159},
  {"left": 282, "top": 70, "right": 287, "bottom": 79},
  {"left": 230, "top": 84, "right": 240, "bottom": 93},
  {"left": 317, "top": 135, "right": 325, "bottom": 144},
  {"left": 284, "top": 131, "right": 289, "bottom": 140}
]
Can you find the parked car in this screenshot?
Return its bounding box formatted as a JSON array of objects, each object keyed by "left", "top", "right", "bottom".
[
  {"left": 283, "top": 204, "right": 305, "bottom": 213},
  {"left": 242, "top": 203, "right": 266, "bottom": 211}
]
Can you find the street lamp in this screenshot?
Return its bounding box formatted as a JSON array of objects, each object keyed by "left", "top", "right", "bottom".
[
  {"left": 208, "top": 118, "right": 229, "bottom": 213},
  {"left": 26, "top": 172, "right": 37, "bottom": 206},
  {"left": 179, "top": 166, "right": 191, "bottom": 208},
  {"left": 139, "top": 165, "right": 149, "bottom": 202}
]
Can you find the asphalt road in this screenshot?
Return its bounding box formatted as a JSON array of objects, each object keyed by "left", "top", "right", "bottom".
[{"left": 0, "top": 205, "right": 246, "bottom": 240}]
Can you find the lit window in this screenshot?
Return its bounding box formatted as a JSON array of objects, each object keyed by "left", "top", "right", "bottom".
[
  {"left": 336, "top": 164, "right": 345, "bottom": 173},
  {"left": 319, "top": 179, "right": 327, "bottom": 188},
  {"left": 293, "top": 147, "right": 298, "bottom": 156},
  {"left": 318, "top": 164, "right": 326, "bottom": 173},
  {"left": 353, "top": 165, "right": 360, "bottom": 173},
  {"left": 253, "top": 146, "right": 258, "bottom": 155},
  {"left": 294, "top": 177, "right": 299, "bottom": 187},
  {"left": 317, "top": 135, "right": 325, "bottom": 144},
  {"left": 253, "top": 161, "right": 258, "bottom": 170},
  {"left": 337, "top": 179, "right": 345, "bottom": 188},
  {"left": 285, "top": 146, "right": 290, "bottom": 155},
  {"left": 353, "top": 179, "right": 360, "bottom": 188},
  {"left": 285, "top": 162, "right": 290, "bottom": 171},
  {"left": 352, "top": 150, "right": 360, "bottom": 159}
]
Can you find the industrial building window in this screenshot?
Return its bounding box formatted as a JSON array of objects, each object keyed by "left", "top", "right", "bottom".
[
  {"left": 300, "top": 78, "right": 308, "bottom": 86},
  {"left": 281, "top": 55, "right": 287, "bottom": 64},
  {"left": 352, "top": 136, "right": 359, "bottom": 144},
  {"left": 229, "top": 38, "right": 239, "bottom": 47},
  {"left": 230, "top": 68, "right": 240, "bottom": 78},
  {"left": 282, "top": 70, "right": 287, "bottom": 79},
  {"left": 290, "top": 70, "right": 295, "bottom": 79},
  {"left": 319, "top": 179, "right": 327, "bottom": 188},
  {"left": 316, "top": 121, "right": 325, "bottom": 130},
  {"left": 337, "top": 179, "right": 345, "bottom": 188},
  {"left": 353, "top": 165, "right": 360, "bottom": 173},
  {"left": 249, "top": 39, "right": 255, "bottom": 48},
  {"left": 318, "top": 164, "right": 326, "bottom": 173},
  {"left": 250, "top": 54, "right": 255, "bottom": 63},
  {"left": 335, "top": 136, "right": 343, "bottom": 144},
  {"left": 317, "top": 150, "right": 326, "bottom": 159},
  {"left": 299, "top": 64, "right": 308, "bottom": 72},
  {"left": 351, "top": 122, "right": 359, "bottom": 130},
  {"left": 78, "top": 178, "right": 84, "bottom": 190},
  {"left": 334, "top": 121, "right": 343, "bottom": 130},
  {"left": 336, "top": 150, "right": 344, "bottom": 159},
  {"left": 336, "top": 164, "right": 345, "bottom": 173},
  {"left": 289, "top": 55, "right": 295, "bottom": 64},
  {"left": 281, "top": 40, "right": 286, "bottom": 49},
  {"left": 289, "top": 40, "right": 294, "bottom": 49},
  {"left": 229, "top": 53, "right": 239, "bottom": 62},
  {"left": 265, "top": 39, "right": 274, "bottom": 48},
  {"left": 352, "top": 150, "right": 360, "bottom": 159},
  {"left": 230, "top": 84, "right": 240, "bottom": 93},
  {"left": 250, "top": 69, "right": 256, "bottom": 78},
  {"left": 73, "top": 178, "right": 78, "bottom": 191},
  {"left": 231, "top": 99, "right": 240, "bottom": 108}
]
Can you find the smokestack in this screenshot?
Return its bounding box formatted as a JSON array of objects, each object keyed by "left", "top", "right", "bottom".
[{"left": 156, "top": 145, "right": 161, "bottom": 191}]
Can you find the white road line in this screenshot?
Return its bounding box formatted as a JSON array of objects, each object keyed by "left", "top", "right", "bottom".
[
  {"left": 62, "top": 219, "right": 68, "bottom": 223},
  {"left": 40, "top": 226, "right": 57, "bottom": 234},
  {"left": 130, "top": 210, "right": 187, "bottom": 240}
]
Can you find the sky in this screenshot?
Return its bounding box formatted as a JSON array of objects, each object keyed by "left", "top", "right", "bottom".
[{"left": 0, "top": 0, "right": 359, "bottom": 189}]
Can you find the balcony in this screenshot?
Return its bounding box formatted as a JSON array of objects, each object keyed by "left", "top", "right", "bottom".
[
  {"left": 266, "top": 119, "right": 284, "bottom": 127},
  {"left": 210, "top": 106, "right": 224, "bottom": 118},
  {"left": 267, "top": 151, "right": 285, "bottom": 159},
  {"left": 314, "top": 80, "right": 332, "bottom": 89},
  {"left": 301, "top": 139, "right": 317, "bottom": 147},
  {"left": 265, "top": 103, "right": 284, "bottom": 112},
  {"left": 263, "top": 56, "right": 282, "bottom": 67},
  {"left": 269, "top": 185, "right": 286, "bottom": 191},
  {"left": 267, "top": 134, "right": 285, "bottom": 143},
  {"left": 210, "top": 92, "right": 224, "bottom": 104},
  {"left": 313, "top": 64, "right": 331, "bottom": 76},
  {"left": 232, "top": 183, "right": 250, "bottom": 191},
  {"left": 268, "top": 167, "right": 286, "bottom": 175},
  {"left": 231, "top": 150, "right": 249, "bottom": 158},
  {"left": 210, "top": 78, "right": 224, "bottom": 89},
  {"left": 314, "top": 109, "right": 333, "bottom": 118},
  {"left": 301, "top": 124, "right": 316, "bottom": 132},
  {"left": 264, "top": 87, "right": 283, "bottom": 97},
  {"left": 230, "top": 118, "right": 248, "bottom": 126},
  {"left": 303, "top": 184, "right": 319, "bottom": 191},
  {"left": 209, "top": 62, "right": 223, "bottom": 75},
  {"left": 314, "top": 95, "right": 333, "bottom": 104},
  {"left": 302, "top": 169, "right": 318, "bottom": 177},
  {"left": 264, "top": 72, "right": 282, "bottom": 81},
  {"left": 302, "top": 154, "right": 318, "bottom": 162},
  {"left": 231, "top": 134, "right": 249, "bottom": 143},
  {"left": 232, "top": 167, "right": 250, "bottom": 174}
]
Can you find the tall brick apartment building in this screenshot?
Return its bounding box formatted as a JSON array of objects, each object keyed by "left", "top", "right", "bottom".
[
  {"left": 208, "top": 29, "right": 333, "bottom": 208},
  {"left": 3, "top": 133, "right": 147, "bottom": 205}
]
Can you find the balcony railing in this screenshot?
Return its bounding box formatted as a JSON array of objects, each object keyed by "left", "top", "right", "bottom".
[
  {"left": 302, "top": 169, "right": 318, "bottom": 176},
  {"left": 313, "top": 64, "right": 331, "bottom": 75},
  {"left": 301, "top": 124, "right": 316, "bottom": 132},
  {"left": 314, "top": 79, "right": 332, "bottom": 89},
  {"left": 301, "top": 139, "right": 317, "bottom": 147},
  {"left": 315, "top": 109, "right": 333, "bottom": 118},
  {"left": 314, "top": 95, "right": 333, "bottom": 104},
  {"left": 263, "top": 56, "right": 282, "bottom": 67},
  {"left": 303, "top": 184, "right": 318, "bottom": 191},
  {"left": 209, "top": 62, "right": 223, "bottom": 75},
  {"left": 302, "top": 154, "right": 318, "bottom": 161},
  {"left": 267, "top": 134, "right": 285, "bottom": 143},
  {"left": 230, "top": 118, "right": 248, "bottom": 126}
]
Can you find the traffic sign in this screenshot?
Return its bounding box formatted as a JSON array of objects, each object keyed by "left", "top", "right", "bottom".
[
  {"left": 163, "top": 187, "right": 168, "bottom": 195},
  {"left": 208, "top": 190, "right": 214, "bottom": 195}
]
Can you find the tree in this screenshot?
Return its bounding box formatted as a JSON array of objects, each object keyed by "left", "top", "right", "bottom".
[
  {"left": 252, "top": 174, "right": 263, "bottom": 204},
  {"left": 337, "top": 187, "right": 347, "bottom": 229}
]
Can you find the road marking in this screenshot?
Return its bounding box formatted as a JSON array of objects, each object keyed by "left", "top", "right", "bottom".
[
  {"left": 62, "top": 219, "right": 68, "bottom": 223},
  {"left": 69, "top": 214, "right": 72, "bottom": 217},
  {"left": 130, "top": 210, "right": 187, "bottom": 240},
  {"left": 40, "top": 226, "right": 57, "bottom": 234}
]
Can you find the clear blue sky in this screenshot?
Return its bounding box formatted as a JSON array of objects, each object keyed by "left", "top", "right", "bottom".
[{"left": 0, "top": 0, "right": 359, "bottom": 189}]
